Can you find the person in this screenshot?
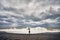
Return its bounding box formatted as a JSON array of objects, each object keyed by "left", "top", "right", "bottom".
[{"left": 28, "top": 27, "right": 30, "bottom": 34}]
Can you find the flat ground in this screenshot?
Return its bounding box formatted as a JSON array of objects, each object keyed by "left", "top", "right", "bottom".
[{"left": 0, "top": 32, "right": 60, "bottom": 40}]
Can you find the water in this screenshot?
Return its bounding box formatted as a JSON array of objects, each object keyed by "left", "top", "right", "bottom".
[{"left": 0, "top": 27, "right": 60, "bottom": 34}]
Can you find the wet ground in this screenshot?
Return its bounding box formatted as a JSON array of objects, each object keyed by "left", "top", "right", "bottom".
[{"left": 0, "top": 32, "right": 60, "bottom": 40}]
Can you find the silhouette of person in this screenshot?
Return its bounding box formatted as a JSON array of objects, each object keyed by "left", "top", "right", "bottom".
[
  {"left": 29, "top": 29, "right": 30, "bottom": 34},
  {"left": 28, "top": 27, "right": 30, "bottom": 34}
]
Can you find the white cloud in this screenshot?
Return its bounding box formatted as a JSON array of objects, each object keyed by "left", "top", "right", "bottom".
[
  {"left": 42, "top": 19, "right": 56, "bottom": 23},
  {"left": 0, "top": 0, "right": 60, "bottom": 28}
]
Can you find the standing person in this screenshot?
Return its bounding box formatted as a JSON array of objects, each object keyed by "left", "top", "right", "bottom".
[{"left": 28, "top": 27, "right": 30, "bottom": 34}]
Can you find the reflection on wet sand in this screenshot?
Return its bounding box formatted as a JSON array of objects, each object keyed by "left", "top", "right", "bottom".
[{"left": 0, "top": 32, "right": 60, "bottom": 40}]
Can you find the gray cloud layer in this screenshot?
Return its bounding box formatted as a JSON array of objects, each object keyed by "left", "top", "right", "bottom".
[{"left": 0, "top": 0, "right": 60, "bottom": 28}]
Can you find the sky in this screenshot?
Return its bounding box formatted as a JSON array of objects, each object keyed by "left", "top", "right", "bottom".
[{"left": 0, "top": 0, "right": 60, "bottom": 28}]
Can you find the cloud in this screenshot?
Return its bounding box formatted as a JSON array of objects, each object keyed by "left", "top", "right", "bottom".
[{"left": 0, "top": 0, "right": 60, "bottom": 28}]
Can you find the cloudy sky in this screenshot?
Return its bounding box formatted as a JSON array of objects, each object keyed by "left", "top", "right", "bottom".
[{"left": 0, "top": 0, "right": 60, "bottom": 28}]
